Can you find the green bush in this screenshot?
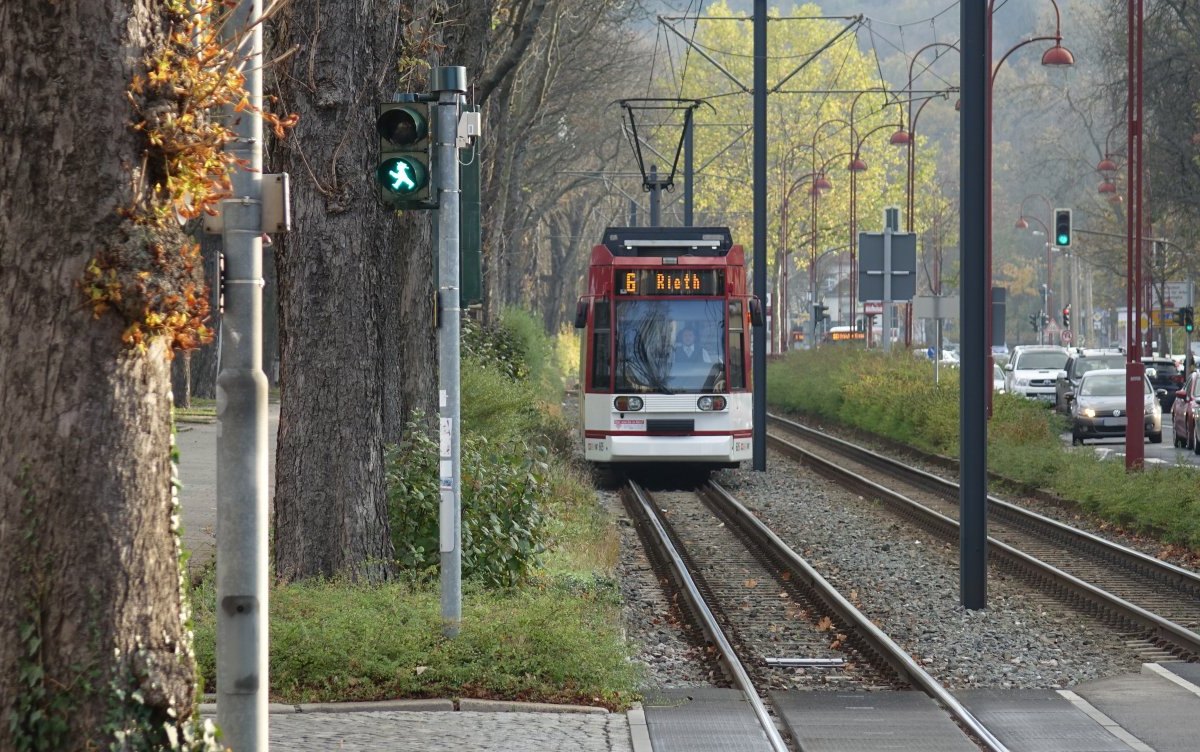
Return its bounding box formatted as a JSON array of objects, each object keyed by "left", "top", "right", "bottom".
[
  {"left": 387, "top": 415, "right": 549, "bottom": 588},
  {"left": 462, "top": 316, "right": 527, "bottom": 381},
  {"left": 499, "top": 307, "right": 564, "bottom": 402}
]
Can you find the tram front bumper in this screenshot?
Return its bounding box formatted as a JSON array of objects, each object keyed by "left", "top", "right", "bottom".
[{"left": 586, "top": 434, "right": 753, "bottom": 463}]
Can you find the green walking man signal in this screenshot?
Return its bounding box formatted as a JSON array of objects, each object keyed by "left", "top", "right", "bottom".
[{"left": 376, "top": 100, "right": 437, "bottom": 209}]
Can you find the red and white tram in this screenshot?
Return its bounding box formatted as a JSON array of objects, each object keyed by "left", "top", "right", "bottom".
[{"left": 574, "top": 227, "right": 762, "bottom": 471}]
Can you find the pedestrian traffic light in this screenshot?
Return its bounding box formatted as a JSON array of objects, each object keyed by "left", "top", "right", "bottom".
[
  {"left": 1062, "top": 304, "right": 1071, "bottom": 329},
  {"left": 375, "top": 101, "right": 436, "bottom": 209},
  {"left": 1054, "top": 208, "right": 1072, "bottom": 247}
]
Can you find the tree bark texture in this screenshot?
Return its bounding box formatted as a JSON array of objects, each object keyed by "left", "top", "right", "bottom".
[
  {"left": 269, "top": 1, "right": 490, "bottom": 583},
  {"left": 0, "top": 1, "right": 196, "bottom": 745}
]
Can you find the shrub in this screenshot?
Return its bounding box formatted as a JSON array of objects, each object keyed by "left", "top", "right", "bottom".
[
  {"left": 387, "top": 415, "right": 549, "bottom": 588},
  {"left": 462, "top": 315, "right": 527, "bottom": 381},
  {"left": 500, "top": 307, "right": 564, "bottom": 401}
]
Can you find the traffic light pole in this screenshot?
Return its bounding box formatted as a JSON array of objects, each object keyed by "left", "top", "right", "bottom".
[
  {"left": 435, "top": 67, "right": 467, "bottom": 637},
  {"left": 216, "top": 1, "right": 269, "bottom": 748}
]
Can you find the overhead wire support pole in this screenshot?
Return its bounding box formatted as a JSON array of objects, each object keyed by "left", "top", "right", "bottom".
[
  {"left": 752, "top": 0, "right": 767, "bottom": 471},
  {"left": 216, "top": 0, "right": 268, "bottom": 748},
  {"left": 959, "top": 0, "right": 988, "bottom": 610}
]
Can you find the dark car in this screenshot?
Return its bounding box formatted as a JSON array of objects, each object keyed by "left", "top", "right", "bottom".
[
  {"left": 1142, "top": 357, "right": 1185, "bottom": 411},
  {"left": 1054, "top": 350, "right": 1126, "bottom": 413}
]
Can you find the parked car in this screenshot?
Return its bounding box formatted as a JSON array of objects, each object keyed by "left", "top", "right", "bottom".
[
  {"left": 1171, "top": 371, "right": 1200, "bottom": 453},
  {"left": 993, "top": 363, "right": 1006, "bottom": 393},
  {"left": 1054, "top": 349, "right": 1126, "bottom": 413},
  {"left": 1004, "top": 345, "right": 1070, "bottom": 403},
  {"left": 1142, "top": 356, "right": 1185, "bottom": 411},
  {"left": 1067, "top": 368, "right": 1163, "bottom": 445}
]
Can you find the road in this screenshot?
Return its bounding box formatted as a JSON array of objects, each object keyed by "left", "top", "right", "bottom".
[
  {"left": 1064, "top": 413, "right": 1200, "bottom": 466},
  {"left": 176, "top": 403, "right": 279, "bottom": 576}
]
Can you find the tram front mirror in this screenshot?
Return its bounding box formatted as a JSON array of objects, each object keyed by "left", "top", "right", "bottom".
[
  {"left": 749, "top": 297, "right": 765, "bottom": 328},
  {"left": 574, "top": 299, "right": 588, "bottom": 329}
]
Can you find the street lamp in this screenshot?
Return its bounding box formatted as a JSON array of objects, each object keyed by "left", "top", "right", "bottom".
[
  {"left": 1015, "top": 213, "right": 1056, "bottom": 344},
  {"left": 779, "top": 165, "right": 833, "bottom": 351},
  {"left": 985, "top": 0, "right": 1075, "bottom": 410}
]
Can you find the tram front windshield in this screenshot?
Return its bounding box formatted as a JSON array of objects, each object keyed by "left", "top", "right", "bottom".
[{"left": 614, "top": 299, "right": 726, "bottom": 394}]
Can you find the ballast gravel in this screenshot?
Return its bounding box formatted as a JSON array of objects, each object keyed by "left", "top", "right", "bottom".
[{"left": 608, "top": 454, "right": 1145, "bottom": 692}]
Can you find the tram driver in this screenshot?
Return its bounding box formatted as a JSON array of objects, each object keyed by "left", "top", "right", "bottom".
[{"left": 673, "top": 326, "right": 715, "bottom": 366}]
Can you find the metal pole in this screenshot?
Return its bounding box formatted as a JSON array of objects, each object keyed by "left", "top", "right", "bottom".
[
  {"left": 959, "top": 0, "right": 988, "bottom": 609},
  {"left": 684, "top": 110, "right": 694, "bottom": 227},
  {"left": 649, "top": 165, "right": 661, "bottom": 227},
  {"left": 752, "top": 0, "right": 767, "bottom": 471},
  {"left": 216, "top": 0, "right": 268, "bottom": 747},
  {"left": 882, "top": 226, "right": 893, "bottom": 353},
  {"left": 435, "top": 66, "right": 467, "bottom": 636},
  {"left": 1125, "top": 0, "right": 1145, "bottom": 470}
]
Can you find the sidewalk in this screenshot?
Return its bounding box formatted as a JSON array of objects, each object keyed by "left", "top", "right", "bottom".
[{"left": 199, "top": 699, "right": 643, "bottom": 751}]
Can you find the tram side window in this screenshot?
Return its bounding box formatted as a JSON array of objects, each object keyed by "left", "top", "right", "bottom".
[
  {"left": 728, "top": 301, "right": 746, "bottom": 390},
  {"left": 592, "top": 300, "right": 611, "bottom": 389}
]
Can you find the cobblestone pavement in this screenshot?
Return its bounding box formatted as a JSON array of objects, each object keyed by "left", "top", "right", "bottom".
[{"left": 260, "top": 711, "right": 633, "bottom": 751}]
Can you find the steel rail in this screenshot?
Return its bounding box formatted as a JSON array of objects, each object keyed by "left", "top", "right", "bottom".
[
  {"left": 701, "top": 481, "right": 1011, "bottom": 752},
  {"left": 767, "top": 412, "right": 1200, "bottom": 595},
  {"left": 765, "top": 420, "right": 1200, "bottom": 658},
  {"left": 624, "top": 480, "right": 790, "bottom": 752}
]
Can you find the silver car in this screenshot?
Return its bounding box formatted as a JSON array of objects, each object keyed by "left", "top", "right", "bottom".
[{"left": 1067, "top": 368, "right": 1163, "bottom": 445}]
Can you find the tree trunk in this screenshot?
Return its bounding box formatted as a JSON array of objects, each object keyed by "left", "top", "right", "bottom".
[
  {"left": 269, "top": 1, "right": 491, "bottom": 583},
  {"left": 0, "top": 1, "right": 196, "bottom": 745}
]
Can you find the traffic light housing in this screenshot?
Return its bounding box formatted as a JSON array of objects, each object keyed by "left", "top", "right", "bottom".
[
  {"left": 1062, "top": 304, "right": 1071, "bottom": 329},
  {"left": 813, "top": 303, "right": 829, "bottom": 325},
  {"left": 1185, "top": 306, "right": 1196, "bottom": 334},
  {"left": 1029, "top": 313, "right": 1039, "bottom": 332},
  {"left": 1054, "top": 208, "right": 1072, "bottom": 247},
  {"left": 375, "top": 101, "right": 436, "bottom": 209}
]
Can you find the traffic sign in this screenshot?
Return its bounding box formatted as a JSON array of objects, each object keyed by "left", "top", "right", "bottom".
[
  {"left": 863, "top": 300, "right": 883, "bottom": 315},
  {"left": 1061, "top": 329, "right": 1072, "bottom": 344}
]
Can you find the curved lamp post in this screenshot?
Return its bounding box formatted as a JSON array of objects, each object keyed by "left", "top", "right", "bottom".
[{"left": 984, "top": 0, "right": 1075, "bottom": 411}]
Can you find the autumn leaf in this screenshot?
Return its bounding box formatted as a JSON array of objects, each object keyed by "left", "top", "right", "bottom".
[
  {"left": 743, "top": 578, "right": 758, "bottom": 588},
  {"left": 816, "top": 616, "right": 834, "bottom": 631}
]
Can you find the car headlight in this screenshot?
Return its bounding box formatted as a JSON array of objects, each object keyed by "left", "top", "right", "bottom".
[
  {"left": 1083, "top": 408, "right": 1096, "bottom": 418},
  {"left": 1014, "top": 377, "right": 1030, "bottom": 387}
]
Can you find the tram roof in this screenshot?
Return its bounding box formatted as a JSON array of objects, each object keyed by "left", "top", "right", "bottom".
[{"left": 600, "top": 226, "right": 733, "bottom": 257}]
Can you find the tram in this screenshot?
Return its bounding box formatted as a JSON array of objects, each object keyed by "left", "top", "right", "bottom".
[{"left": 574, "top": 226, "right": 762, "bottom": 471}]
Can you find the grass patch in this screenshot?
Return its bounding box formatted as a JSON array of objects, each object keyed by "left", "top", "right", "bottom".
[
  {"left": 190, "top": 315, "right": 639, "bottom": 707},
  {"left": 191, "top": 576, "right": 639, "bottom": 708},
  {"left": 768, "top": 348, "right": 1200, "bottom": 549}
]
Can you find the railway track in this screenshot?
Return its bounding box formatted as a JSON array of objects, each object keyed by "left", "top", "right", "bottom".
[
  {"left": 622, "top": 478, "right": 1008, "bottom": 751},
  {"left": 767, "top": 412, "right": 1200, "bottom": 661}
]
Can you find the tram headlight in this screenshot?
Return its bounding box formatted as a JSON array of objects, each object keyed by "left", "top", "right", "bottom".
[
  {"left": 614, "top": 396, "right": 644, "bottom": 412},
  {"left": 697, "top": 396, "right": 726, "bottom": 411}
]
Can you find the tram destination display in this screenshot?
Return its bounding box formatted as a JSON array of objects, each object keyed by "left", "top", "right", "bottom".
[{"left": 617, "top": 269, "right": 724, "bottom": 296}]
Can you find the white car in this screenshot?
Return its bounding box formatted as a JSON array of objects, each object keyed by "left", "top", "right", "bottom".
[
  {"left": 993, "top": 363, "right": 1006, "bottom": 393},
  {"left": 1005, "top": 345, "right": 1070, "bottom": 402}
]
